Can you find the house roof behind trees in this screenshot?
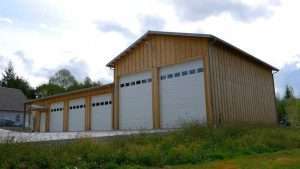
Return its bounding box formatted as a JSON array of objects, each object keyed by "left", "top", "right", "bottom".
[{"left": 0, "top": 87, "right": 27, "bottom": 112}]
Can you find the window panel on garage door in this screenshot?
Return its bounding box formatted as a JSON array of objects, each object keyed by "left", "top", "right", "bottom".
[
  {"left": 119, "top": 71, "right": 153, "bottom": 130},
  {"left": 160, "top": 59, "right": 207, "bottom": 128},
  {"left": 68, "top": 98, "right": 85, "bottom": 131},
  {"left": 49, "top": 102, "right": 64, "bottom": 132},
  {"left": 91, "top": 94, "right": 112, "bottom": 131}
]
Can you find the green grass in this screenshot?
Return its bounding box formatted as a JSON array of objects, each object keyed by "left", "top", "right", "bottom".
[
  {"left": 165, "top": 149, "right": 300, "bottom": 169},
  {"left": 1, "top": 124, "right": 300, "bottom": 169}
]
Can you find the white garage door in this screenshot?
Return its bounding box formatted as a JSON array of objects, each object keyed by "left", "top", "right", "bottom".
[
  {"left": 30, "top": 111, "right": 35, "bottom": 130},
  {"left": 50, "top": 102, "right": 64, "bottom": 132},
  {"left": 69, "top": 98, "right": 85, "bottom": 131},
  {"left": 40, "top": 112, "right": 46, "bottom": 132},
  {"left": 91, "top": 94, "right": 112, "bottom": 131},
  {"left": 25, "top": 112, "right": 30, "bottom": 128},
  {"left": 160, "top": 59, "right": 207, "bottom": 128},
  {"left": 119, "top": 71, "right": 153, "bottom": 130}
]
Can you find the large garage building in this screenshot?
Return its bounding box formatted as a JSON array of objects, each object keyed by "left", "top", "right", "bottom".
[{"left": 25, "top": 31, "right": 278, "bottom": 132}]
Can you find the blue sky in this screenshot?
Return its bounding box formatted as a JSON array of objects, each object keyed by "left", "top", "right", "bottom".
[{"left": 0, "top": 0, "right": 299, "bottom": 97}]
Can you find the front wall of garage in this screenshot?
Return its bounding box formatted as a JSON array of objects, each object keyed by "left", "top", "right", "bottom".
[
  {"left": 114, "top": 35, "right": 210, "bottom": 129},
  {"left": 28, "top": 84, "right": 113, "bottom": 132}
]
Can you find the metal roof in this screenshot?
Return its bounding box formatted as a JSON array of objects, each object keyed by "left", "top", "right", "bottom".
[
  {"left": 0, "top": 87, "right": 27, "bottom": 112},
  {"left": 106, "top": 31, "right": 279, "bottom": 71}
]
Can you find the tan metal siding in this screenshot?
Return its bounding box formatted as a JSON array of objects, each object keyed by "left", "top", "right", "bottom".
[
  {"left": 115, "top": 35, "right": 208, "bottom": 76},
  {"left": 208, "top": 42, "right": 277, "bottom": 125}
]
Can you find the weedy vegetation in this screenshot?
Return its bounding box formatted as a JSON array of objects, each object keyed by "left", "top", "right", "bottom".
[{"left": 1, "top": 124, "right": 300, "bottom": 169}]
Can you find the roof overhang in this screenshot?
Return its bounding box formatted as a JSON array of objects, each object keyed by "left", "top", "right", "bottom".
[
  {"left": 26, "top": 83, "right": 114, "bottom": 104},
  {"left": 26, "top": 104, "right": 49, "bottom": 111}
]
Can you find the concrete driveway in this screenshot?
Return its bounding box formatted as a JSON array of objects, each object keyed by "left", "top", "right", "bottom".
[{"left": 0, "top": 128, "right": 171, "bottom": 143}]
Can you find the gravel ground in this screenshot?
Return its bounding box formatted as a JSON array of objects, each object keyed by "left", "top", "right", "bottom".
[{"left": 0, "top": 128, "right": 170, "bottom": 143}]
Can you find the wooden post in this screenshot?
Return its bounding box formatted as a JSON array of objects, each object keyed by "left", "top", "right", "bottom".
[
  {"left": 85, "top": 96, "right": 91, "bottom": 131},
  {"left": 45, "top": 106, "right": 50, "bottom": 132},
  {"left": 152, "top": 67, "right": 161, "bottom": 129},
  {"left": 35, "top": 111, "right": 41, "bottom": 132},
  {"left": 113, "top": 73, "right": 120, "bottom": 129},
  {"left": 204, "top": 44, "right": 214, "bottom": 127},
  {"left": 63, "top": 100, "right": 69, "bottom": 131}
]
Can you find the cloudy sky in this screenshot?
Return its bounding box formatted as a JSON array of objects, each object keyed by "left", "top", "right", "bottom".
[{"left": 0, "top": 0, "right": 299, "bottom": 96}]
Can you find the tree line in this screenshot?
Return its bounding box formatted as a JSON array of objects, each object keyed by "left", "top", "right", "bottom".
[{"left": 0, "top": 62, "right": 101, "bottom": 99}]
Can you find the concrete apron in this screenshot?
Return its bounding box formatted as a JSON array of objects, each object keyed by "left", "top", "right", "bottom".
[{"left": 0, "top": 129, "right": 174, "bottom": 143}]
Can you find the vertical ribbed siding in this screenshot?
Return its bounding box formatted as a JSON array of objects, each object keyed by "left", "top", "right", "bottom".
[
  {"left": 115, "top": 35, "right": 208, "bottom": 76},
  {"left": 208, "top": 42, "right": 277, "bottom": 125}
]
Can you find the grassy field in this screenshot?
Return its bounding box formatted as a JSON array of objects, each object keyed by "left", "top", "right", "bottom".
[
  {"left": 1, "top": 125, "right": 300, "bottom": 169},
  {"left": 165, "top": 149, "right": 300, "bottom": 169}
]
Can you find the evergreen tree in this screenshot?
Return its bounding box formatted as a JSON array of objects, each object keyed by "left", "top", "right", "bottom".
[
  {"left": 284, "top": 85, "right": 294, "bottom": 100},
  {"left": 0, "top": 62, "right": 35, "bottom": 99},
  {"left": 0, "top": 61, "right": 16, "bottom": 87}
]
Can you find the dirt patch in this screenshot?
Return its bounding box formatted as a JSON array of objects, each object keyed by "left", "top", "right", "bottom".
[{"left": 210, "top": 161, "right": 239, "bottom": 169}]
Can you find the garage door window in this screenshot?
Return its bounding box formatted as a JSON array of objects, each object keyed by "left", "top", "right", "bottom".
[
  {"left": 167, "top": 74, "right": 173, "bottom": 79},
  {"left": 197, "top": 68, "right": 203, "bottom": 73},
  {"left": 161, "top": 75, "right": 166, "bottom": 80},
  {"left": 92, "top": 100, "right": 112, "bottom": 107},
  {"left": 189, "top": 69, "right": 196, "bottom": 74}
]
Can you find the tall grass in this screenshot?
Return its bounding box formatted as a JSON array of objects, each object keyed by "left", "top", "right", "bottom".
[{"left": 1, "top": 125, "right": 300, "bottom": 169}]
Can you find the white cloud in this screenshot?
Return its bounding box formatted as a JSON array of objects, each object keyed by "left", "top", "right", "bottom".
[
  {"left": 0, "top": 0, "right": 299, "bottom": 93},
  {"left": 171, "top": 0, "right": 277, "bottom": 22},
  {"left": 0, "top": 17, "right": 13, "bottom": 24}
]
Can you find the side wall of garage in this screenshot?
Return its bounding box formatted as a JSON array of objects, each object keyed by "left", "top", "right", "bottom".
[{"left": 208, "top": 41, "right": 277, "bottom": 126}]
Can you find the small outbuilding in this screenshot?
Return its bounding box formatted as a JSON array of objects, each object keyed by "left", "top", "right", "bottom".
[
  {"left": 0, "top": 87, "right": 27, "bottom": 127},
  {"left": 26, "top": 31, "right": 278, "bottom": 132}
]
